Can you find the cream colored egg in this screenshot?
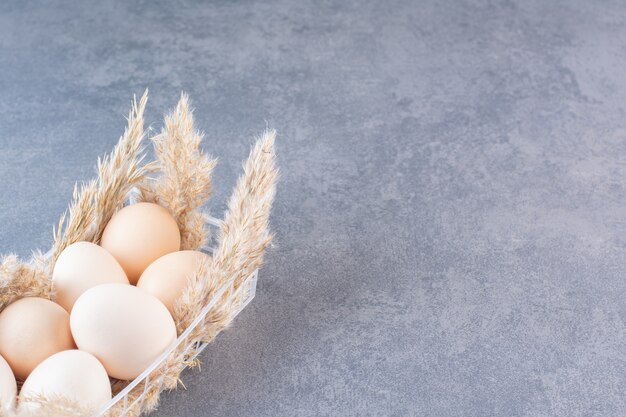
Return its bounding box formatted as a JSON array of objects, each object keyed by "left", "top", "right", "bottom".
[
  {"left": 52, "top": 241, "right": 129, "bottom": 311},
  {"left": 19, "top": 350, "right": 111, "bottom": 413},
  {"left": 71, "top": 283, "right": 177, "bottom": 380},
  {"left": 0, "top": 298, "right": 75, "bottom": 380},
  {"left": 137, "top": 250, "right": 210, "bottom": 315},
  {"left": 0, "top": 355, "right": 16, "bottom": 413},
  {"left": 100, "top": 202, "right": 181, "bottom": 284}
]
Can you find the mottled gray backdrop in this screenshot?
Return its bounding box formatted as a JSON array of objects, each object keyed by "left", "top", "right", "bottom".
[{"left": 1, "top": 1, "right": 625, "bottom": 416}]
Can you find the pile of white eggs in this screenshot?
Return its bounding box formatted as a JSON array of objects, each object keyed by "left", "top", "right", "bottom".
[{"left": 0, "top": 202, "right": 209, "bottom": 413}]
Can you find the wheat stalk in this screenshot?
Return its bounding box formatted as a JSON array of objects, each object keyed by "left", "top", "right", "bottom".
[
  {"left": 49, "top": 90, "right": 151, "bottom": 265},
  {"left": 49, "top": 180, "right": 98, "bottom": 264},
  {"left": 91, "top": 90, "right": 152, "bottom": 243},
  {"left": 0, "top": 254, "right": 50, "bottom": 311},
  {"left": 212, "top": 129, "right": 278, "bottom": 288},
  {"left": 14, "top": 393, "right": 89, "bottom": 417},
  {"left": 138, "top": 93, "right": 217, "bottom": 250}
]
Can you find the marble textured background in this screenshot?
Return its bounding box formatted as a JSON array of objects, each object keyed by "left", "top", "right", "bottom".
[{"left": 1, "top": 1, "right": 625, "bottom": 416}]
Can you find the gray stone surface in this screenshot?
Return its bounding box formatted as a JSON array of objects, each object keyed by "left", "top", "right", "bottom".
[{"left": 1, "top": 0, "right": 625, "bottom": 416}]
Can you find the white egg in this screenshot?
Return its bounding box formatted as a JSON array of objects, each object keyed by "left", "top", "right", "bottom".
[
  {"left": 71, "top": 283, "right": 177, "bottom": 380},
  {"left": 19, "top": 350, "right": 111, "bottom": 412},
  {"left": 137, "top": 250, "right": 210, "bottom": 315},
  {"left": 0, "top": 354, "right": 16, "bottom": 413},
  {"left": 100, "top": 203, "right": 181, "bottom": 284},
  {"left": 52, "top": 241, "right": 129, "bottom": 312},
  {"left": 0, "top": 297, "right": 75, "bottom": 380}
]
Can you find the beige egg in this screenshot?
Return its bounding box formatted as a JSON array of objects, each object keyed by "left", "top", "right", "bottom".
[
  {"left": 71, "top": 283, "right": 177, "bottom": 380},
  {"left": 0, "top": 355, "right": 16, "bottom": 413},
  {"left": 0, "top": 298, "right": 75, "bottom": 380},
  {"left": 136, "top": 250, "right": 210, "bottom": 315},
  {"left": 100, "top": 202, "right": 181, "bottom": 284},
  {"left": 52, "top": 241, "right": 129, "bottom": 311},
  {"left": 19, "top": 350, "right": 111, "bottom": 413}
]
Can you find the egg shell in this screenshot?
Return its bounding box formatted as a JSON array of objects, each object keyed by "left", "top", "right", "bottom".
[
  {"left": 19, "top": 350, "right": 111, "bottom": 412},
  {"left": 100, "top": 202, "right": 181, "bottom": 284},
  {"left": 0, "top": 298, "right": 75, "bottom": 380},
  {"left": 70, "top": 283, "right": 177, "bottom": 380},
  {"left": 52, "top": 241, "right": 129, "bottom": 311},
  {"left": 0, "top": 355, "right": 16, "bottom": 414},
  {"left": 137, "top": 250, "right": 210, "bottom": 315}
]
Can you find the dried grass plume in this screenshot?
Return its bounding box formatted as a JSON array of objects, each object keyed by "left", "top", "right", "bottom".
[
  {"left": 139, "top": 93, "right": 217, "bottom": 250},
  {"left": 50, "top": 90, "right": 151, "bottom": 264}
]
